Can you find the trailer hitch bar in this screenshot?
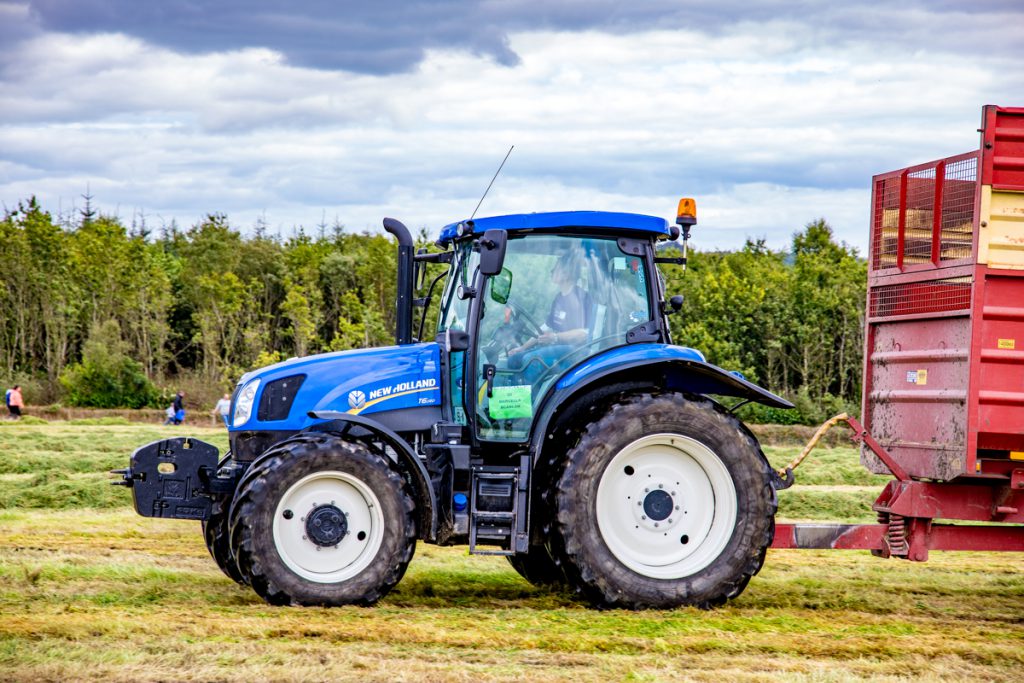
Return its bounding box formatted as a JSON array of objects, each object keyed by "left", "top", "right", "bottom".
[{"left": 776, "top": 413, "right": 909, "bottom": 489}]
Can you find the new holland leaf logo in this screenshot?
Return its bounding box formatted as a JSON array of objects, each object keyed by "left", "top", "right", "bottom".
[{"left": 348, "top": 390, "right": 366, "bottom": 410}]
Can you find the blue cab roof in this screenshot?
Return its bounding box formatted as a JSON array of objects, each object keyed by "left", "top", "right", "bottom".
[{"left": 437, "top": 211, "right": 671, "bottom": 245}]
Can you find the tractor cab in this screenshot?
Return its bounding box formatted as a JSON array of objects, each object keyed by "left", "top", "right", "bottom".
[{"left": 433, "top": 212, "right": 677, "bottom": 443}]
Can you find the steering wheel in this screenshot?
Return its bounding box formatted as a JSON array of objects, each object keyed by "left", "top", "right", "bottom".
[
  {"left": 503, "top": 300, "right": 544, "bottom": 342},
  {"left": 481, "top": 300, "right": 545, "bottom": 367}
]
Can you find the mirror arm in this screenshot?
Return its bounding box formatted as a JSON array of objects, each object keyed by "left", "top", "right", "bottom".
[{"left": 415, "top": 251, "right": 453, "bottom": 264}]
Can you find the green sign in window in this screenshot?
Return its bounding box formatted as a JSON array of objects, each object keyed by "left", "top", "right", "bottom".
[{"left": 488, "top": 385, "right": 533, "bottom": 420}]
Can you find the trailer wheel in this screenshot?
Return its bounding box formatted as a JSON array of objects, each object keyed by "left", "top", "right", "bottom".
[
  {"left": 506, "top": 546, "right": 566, "bottom": 587},
  {"left": 202, "top": 496, "right": 245, "bottom": 585},
  {"left": 227, "top": 433, "right": 416, "bottom": 606},
  {"left": 553, "top": 393, "right": 775, "bottom": 609}
]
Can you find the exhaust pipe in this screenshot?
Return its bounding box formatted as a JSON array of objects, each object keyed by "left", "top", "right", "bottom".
[{"left": 383, "top": 217, "right": 414, "bottom": 345}]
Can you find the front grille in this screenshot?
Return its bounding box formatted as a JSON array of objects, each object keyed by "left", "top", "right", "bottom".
[{"left": 257, "top": 375, "right": 306, "bottom": 422}]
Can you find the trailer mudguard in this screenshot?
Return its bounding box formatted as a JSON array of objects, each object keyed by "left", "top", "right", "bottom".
[
  {"left": 305, "top": 410, "right": 438, "bottom": 541},
  {"left": 530, "top": 343, "right": 793, "bottom": 454}
]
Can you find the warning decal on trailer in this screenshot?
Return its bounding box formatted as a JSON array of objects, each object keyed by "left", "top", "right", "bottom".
[
  {"left": 998, "top": 338, "right": 1016, "bottom": 349},
  {"left": 906, "top": 370, "right": 928, "bottom": 385}
]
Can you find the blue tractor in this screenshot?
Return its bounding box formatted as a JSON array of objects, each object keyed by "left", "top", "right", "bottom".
[{"left": 117, "top": 202, "right": 792, "bottom": 608}]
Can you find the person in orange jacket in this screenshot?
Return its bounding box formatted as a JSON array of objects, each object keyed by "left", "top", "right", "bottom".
[{"left": 6, "top": 385, "right": 24, "bottom": 419}]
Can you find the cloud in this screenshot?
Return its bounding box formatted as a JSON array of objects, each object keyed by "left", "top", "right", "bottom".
[
  {"left": 11, "top": 1, "right": 1024, "bottom": 75},
  {"left": 1, "top": 2, "right": 1022, "bottom": 253}
]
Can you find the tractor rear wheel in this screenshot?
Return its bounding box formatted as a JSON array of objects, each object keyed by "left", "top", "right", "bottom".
[
  {"left": 552, "top": 393, "right": 775, "bottom": 609},
  {"left": 227, "top": 433, "right": 416, "bottom": 606},
  {"left": 506, "top": 545, "right": 566, "bottom": 587}
]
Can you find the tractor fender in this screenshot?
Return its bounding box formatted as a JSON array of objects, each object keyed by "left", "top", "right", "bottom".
[
  {"left": 304, "top": 410, "right": 437, "bottom": 542},
  {"left": 530, "top": 343, "right": 793, "bottom": 456}
]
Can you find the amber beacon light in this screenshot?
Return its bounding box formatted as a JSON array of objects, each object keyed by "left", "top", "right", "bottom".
[{"left": 676, "top": 198, "right": 697, "bottom": 227}]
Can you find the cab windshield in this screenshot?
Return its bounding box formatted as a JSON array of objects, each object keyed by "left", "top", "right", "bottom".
[{"left": 473, "top": 234, "right": 652, "bottom": 441}]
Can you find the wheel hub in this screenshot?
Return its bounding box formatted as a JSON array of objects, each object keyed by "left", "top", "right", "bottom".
[
  {"left": 642, "top": 489, "right": 674, "bottom": 521},
  {"left": 632, "top": 482, "right": 681, "bottom": 532},
  {"left": 305, "top": 504, "right": 348, "bottom": 547}
]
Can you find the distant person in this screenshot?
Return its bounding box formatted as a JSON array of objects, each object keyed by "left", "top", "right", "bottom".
[
  {"left": 211, "top": 393, "right": 231, "bottom": 428},
  {"left": 6, "top": 385, "right": 23, "bottom": 419},
  {"left": 164, "top": 391, "right": 186, "bottom": 425},
  {"left": 173, "top": 391, "right": 186, "bottom": 424}
]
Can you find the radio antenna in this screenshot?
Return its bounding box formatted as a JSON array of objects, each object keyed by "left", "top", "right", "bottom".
[{"left": 470, "top": 145, "right": 514, "bottom": 221}]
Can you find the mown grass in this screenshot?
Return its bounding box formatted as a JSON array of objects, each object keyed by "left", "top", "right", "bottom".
[
  {"left": 0, "top": 423, "right": 1022, "bottom": 682},
  {"left": 0, "top": 424, "right": 228, "bottom": 509}
]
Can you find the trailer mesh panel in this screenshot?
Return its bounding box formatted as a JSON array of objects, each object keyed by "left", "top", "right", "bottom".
[
  {"left": 870, "top": 153, "right": 978, "bottom": 272},
  {"left": 868, "top": 276, "right": 972, "bottom": 318},
  {"left": 940, "top": 156, "right": 977, "bottom": 261},
  {"left": 871, "top": 176, "right": 901, "bottom": 270}
]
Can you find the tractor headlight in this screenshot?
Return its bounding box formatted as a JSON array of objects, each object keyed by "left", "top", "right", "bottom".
[{"left": 233, "top": 378, "right": 261, "bottom": 428}]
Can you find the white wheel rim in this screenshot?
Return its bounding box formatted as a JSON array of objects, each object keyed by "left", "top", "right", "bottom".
[
  {"left": 272, "top": 470, "right": 385, "bottom": 583},
  {"left": 596, "top": 433, "right": 737, "bottom": 579}
]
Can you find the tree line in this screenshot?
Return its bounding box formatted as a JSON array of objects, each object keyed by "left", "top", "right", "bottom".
[
  {"left": 661, "top": 219, "right": 866, "bottom": 422},
  {"left": 1, "top": 198, "right": 865, "bottom": 422}
]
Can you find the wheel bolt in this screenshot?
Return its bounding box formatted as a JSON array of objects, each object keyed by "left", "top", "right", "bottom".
[{"left": 658, "top": 484, "right": 664, "bottom": 489}]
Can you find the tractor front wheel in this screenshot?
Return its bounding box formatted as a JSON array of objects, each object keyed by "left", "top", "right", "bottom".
[
  {"left": 553, "top": 393, "right": 775, "bottom": 608},
  {"left": 202, "top": 496, "right": 245, "bottom": 585},
  {"left": 227, "top": 433, "right": 416, "bottom": 606}
]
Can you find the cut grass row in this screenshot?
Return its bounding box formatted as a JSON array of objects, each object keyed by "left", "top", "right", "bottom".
[
  {"left": 1, "top": 508, "right": 1022, "bottom": 681},
  {"left": 0, "top": 424, "right": 886, "bottom": 521},
  {"left": 1, "top": 423, "right": 1022, "bottom": 681}
]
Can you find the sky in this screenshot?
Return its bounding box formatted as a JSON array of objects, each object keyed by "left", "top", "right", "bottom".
[{"left": 1, "top": 1, "right": 1022, "bottom": 253}]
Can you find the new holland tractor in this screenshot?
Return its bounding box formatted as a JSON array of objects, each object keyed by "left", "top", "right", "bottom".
[{"left": 116, "top": 202, "right": 794, "bottom": 609}]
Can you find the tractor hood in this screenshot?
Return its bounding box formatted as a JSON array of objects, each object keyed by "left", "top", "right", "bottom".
[{"left": 232, "top": 343, "right": 442, "bottom": 431}]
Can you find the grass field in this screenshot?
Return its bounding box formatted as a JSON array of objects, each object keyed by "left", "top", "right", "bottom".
[{"left": 1, "top": 423, "right": 1022, "bottom": 681}]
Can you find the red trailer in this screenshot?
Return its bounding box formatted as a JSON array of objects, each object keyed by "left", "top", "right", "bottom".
[{"left": 774, "top": 105, "right": 1024, "bottom": 558}]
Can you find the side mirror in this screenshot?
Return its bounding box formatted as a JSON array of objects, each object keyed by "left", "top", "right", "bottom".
[
  {"left": 666, "top": 295, "right": 684, "bottom": 315},
  {"left": 478, "top": 229, "right": 507, "bottom": 276},
  {"left": 490, "top": 267, "right": 513, "bottom": 304},
  {"left": 435, "top": 329, "right": 470, "bottom": 352}
]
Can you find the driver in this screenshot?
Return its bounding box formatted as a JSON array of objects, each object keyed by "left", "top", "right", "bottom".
[{"left": 508, "top": 257, "right": 590, "bottom": 379}]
